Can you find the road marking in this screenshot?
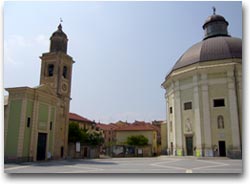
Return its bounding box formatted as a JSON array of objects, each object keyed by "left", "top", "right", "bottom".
[
  {"left": 62, "top": 165, "right": 104, "bottom": 173},
  {"left": 192, "top": 160, "right": 229, "bottom": 171},
  {"left": 150, "top": 159, "right": 187, "bottom": 171},
  {"left": 5, "top": 165, "right": 31, "bottom": 171}
]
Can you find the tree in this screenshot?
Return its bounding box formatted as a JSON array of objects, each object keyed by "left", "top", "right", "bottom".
[
  {"left": 127, "top": 135, "right": 148, "bottom": 146},
  {"left": 87, "top": 132, "right": 104, "bottom": 146},
  {"left": 68, "top": 122, "right": 104, "bottom": 146},
  {"left": 68, "top": 122, "right": 85, "bottom": 143}
]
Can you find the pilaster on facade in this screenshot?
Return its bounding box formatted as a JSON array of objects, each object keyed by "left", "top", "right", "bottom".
[
  {"left": 17, "top": 98, "right": 28, "bottom": 158},
  {"left": 201, "top": 73, "right": 213, "bottom": 157},
  {"left": 236, "top": 67, "right": 242, "bottom": 147},
  {"left": 227, "top": 70, "right": 241, "bottom": 158},
  {"left": 4, "top": 99, "right": 11, "bottom": 147},
  {"left": 173, "top": 80, "right": 183, "bottom": 156},
  {"left": 166, "top": 97, "right": 170, "bottom": 152},
  {"left": 46, "top": 105, "right": 52, "bottom": 160},
  {"left": 51, "top": 107, "right": 56, "bottom": 157},
  {"left": 192, "top": 75, "right": 202, "bottom": 157},
  {"left": 30, "top": 94, "right": 39, "bottom": 161},
  {"left": 170, "top": 93, "right": 176, "bottom": 156},
  {"left": 64, "top": 110, "right": 69, "bottom": 158}
]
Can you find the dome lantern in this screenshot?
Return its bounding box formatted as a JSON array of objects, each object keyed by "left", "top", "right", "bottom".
[{"left": 203, "top": 7, "right": 229, "bottom": 40}]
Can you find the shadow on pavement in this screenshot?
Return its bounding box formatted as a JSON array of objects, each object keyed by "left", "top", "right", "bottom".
[{"left": 18, "top": 159, "right": 118, "bottom": 167}]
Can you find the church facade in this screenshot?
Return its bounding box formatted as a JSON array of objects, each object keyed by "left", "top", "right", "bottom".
[
  {"left": 4, "top": 24, "right": 74, "bottom": 162},
  {"left": 162, "top": 11, "right": 242, "bottom": 159}
]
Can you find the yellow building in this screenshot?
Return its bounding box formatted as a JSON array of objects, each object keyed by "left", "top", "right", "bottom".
[
  {"left": 69, "top": 112, "right": 94, "bottom": 131},
  {"left": 160, "top": 121, "right": 168, "bottom": 154},
  {"left": 4, "top": 24, "right": 74, "bottom": 162},
  {"left": 115, "top": 123, "right": 158, "bottom": 156},
  {"left": 162, "top": 11, "right": 242, "bottom": 158}
]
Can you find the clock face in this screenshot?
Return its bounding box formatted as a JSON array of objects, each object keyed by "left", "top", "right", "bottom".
[{"left": 62, "top": 83, "right": 68, "bottom": 92}]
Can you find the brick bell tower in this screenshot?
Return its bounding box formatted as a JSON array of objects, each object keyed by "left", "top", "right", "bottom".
[{"left": 39, "top": 23, "right": 74, "bottom": 159}]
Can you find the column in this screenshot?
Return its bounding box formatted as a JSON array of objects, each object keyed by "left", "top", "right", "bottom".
[
  {"left": 201, "top": 74, "right": 213, "bottom": 157},
  {"left": 174, "top": 80, "right": 183, "bottom": 156},
  {"left": 193, "top": 75, "right": 202, "bottom": 157},
  {"left": 227, "top": 69, "right": 241, "bottom": 158}
]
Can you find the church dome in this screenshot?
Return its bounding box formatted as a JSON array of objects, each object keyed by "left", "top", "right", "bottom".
[
  {"left": 172, "top": 36, "right": 242, "bottom": 71},
  {"left": 170, "top": 10, "right": 242, "bottom": 72}
]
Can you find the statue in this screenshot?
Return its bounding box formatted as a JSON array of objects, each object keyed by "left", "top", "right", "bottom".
[
  {"left": 185, "top": 118, "right": 192, "bottom": 132},
  {"left": 217, "top": 115, "right": 224, "bottom": 129}
]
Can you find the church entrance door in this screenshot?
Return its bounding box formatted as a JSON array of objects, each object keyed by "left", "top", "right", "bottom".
[
  {"left": 219, "top": 141, "right": 226, "bottom": 157},
  {"left": 84, "top": 147, "right": 88, "bottom": 158},
  {"left": 37, "top": 133, "right": 47, "bottom": 161},
  {"left": 186, "top": 136, "right": 193, "bottom": 156}
]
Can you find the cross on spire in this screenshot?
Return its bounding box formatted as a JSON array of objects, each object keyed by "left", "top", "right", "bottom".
[{"left": 212, "top": 6, "right": 216, "bottom": 15}]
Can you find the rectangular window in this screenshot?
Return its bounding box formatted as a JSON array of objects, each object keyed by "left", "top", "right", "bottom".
[
  {"left": 213, "top": 99, "right": 225, "bottom": 107},
  {"left": 61, "top": 146, "right": 64, "bottom": 158},
  {"left": 27, "top": 117, "right": 31, "bottom": 127},
  {"left": 169, "top": 107, "right": 173, "bottom": 114},
  {"left": 63, "top": 66, "right": 67, "bottom": 78},
  {"left": 50, "top": 121, "right": 53, "bottom": 130},
  {"left": 184, "top": 102, "right": 192, "bottom": 110}
]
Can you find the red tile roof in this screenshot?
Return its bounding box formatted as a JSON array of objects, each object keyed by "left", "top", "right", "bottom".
[
  {"left": 69, "top": 112, "right": 93, "bottom": 123},
  {"left": 115, "top": 124, "right": 157, "bottom": 131},
  {"left": 96, "top": 123, "right": 118, "bottom": 130},
  {"left": 96, "top": 121, "right": 160, "bottom": 131}
]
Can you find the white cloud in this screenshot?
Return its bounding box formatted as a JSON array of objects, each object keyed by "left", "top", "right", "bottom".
[
  {"left": 35, "top": 34, "right": 49, "bottom": 47},
  {"left": 4, "top": 34, "right": 49, "bottom": 66}
]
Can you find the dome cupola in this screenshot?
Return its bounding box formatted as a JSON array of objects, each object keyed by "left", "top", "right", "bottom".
[
  {"left": 50, "top": 23, "right": 68, "bottom": 53},
  {"left": 203, "top": 7, "right": 229, "bottom": 40}
]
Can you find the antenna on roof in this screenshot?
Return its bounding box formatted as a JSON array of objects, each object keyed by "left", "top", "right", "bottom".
[{"left": 60, "top": 17, "right": 63, "bottom": 23}]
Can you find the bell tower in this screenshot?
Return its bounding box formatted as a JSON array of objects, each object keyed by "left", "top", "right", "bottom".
[
  {"left": 39, "top": 23, "right": 74, "bottom": 98},
  {"left": 39, "top": 23, "right": 75, "bottom": 159}
]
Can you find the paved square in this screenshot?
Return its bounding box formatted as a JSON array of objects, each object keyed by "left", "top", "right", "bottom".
[{"left": 4, "top": 156, "right": 242, "bottom": 174}]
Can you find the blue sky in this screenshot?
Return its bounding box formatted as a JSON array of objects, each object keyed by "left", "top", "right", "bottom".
[{"left": 3, "top": 1, "right": 242, "bottom": 123}]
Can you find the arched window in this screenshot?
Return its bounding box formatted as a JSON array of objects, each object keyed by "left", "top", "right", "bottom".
[
  {"left": 217, "top": 115, "right": 224, "bottom": 129},
  {"left": 48, "top": 64, "right": 54, "bottom": 77},
  {"left": 170, "top": 121, "right": 173, "bottom": 132},
  {"left": 63, "top": 66, "right": 67, "bottom": 78}
]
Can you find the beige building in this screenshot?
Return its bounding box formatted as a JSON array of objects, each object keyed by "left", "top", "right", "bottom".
[
  {"left": 162, "top": 11, "right": 242, "bottom": 158},
  {"left": 4, "top": 24, "right": 74, "bottom": 162},
  {"left": 69, "top": 112, "right": 94, "bottom": 131},
  {"left": 115, "top": 123, "right": 158, "bottom": 156},
  {"left": 160, "top": 121, "right": 167, "bottom": 154}
]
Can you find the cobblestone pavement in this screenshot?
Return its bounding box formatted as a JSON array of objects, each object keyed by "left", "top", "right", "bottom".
[{"left": 4, "top": 156, "right": 242, "bottom": 174}]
